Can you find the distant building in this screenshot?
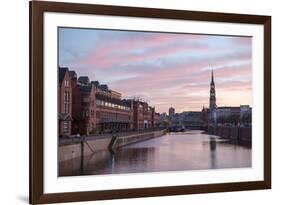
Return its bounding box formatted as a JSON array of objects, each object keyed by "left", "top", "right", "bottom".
[
  {"left": 169, "top": 107, "right": 175, "bottom": 117},
  {"left": 216, "top": 106, "right": 240, "bottom": 124},
  {"left": 216, "top": 106, "right": 251, "bottom": 125},
  {"left": 159, "top": 112, "right": 170, "bottom": 127},
  {"left": 201, "top": 70, "right": 252, "bottom": 126},
  {"left": 171, "top": 111, "right": 204, "bottom": 127},
  {"left": 154, "top": 112, "right": 160, "bottom": 127},
  {"left": 183, "top": 112, "right": 203, "bottom": 124},
  {"left": 129, "top": 100, "right": 155, "bottom": 130},
  {"left": 201, "top": 106, "right": 209, "bottom": 123},
  {"left": 240, "top": 105, "right": 252, "bottom": 125}
]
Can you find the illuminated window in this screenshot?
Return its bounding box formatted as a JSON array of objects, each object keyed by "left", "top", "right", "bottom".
[{"left": 63, "top": 122, "right": 68, "bottom": 133}]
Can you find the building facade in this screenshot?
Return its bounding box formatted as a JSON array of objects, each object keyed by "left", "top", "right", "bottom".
[
  {"left": 95, "top": 93, "right": 132, "bottom": 133},
  {"left": 58, "top": 67, "right": 72, "bottom": 137},
  {"left": 58, "top": 67, "right": 159, "bottom": 137},
  {"left": 70, "top": 71, "right": 82, "bottom": 135},
  {"left": 131, "top": 100, "right": 156, "bottom": 130}
]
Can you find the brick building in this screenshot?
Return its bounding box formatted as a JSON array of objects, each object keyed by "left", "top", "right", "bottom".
[
  {"left": 154, "top": 112, "right": 160, "bottom": 127},
  {"left": 79, "top": 84, "right": 97, "bottom": 135},
  {"left": 130, "top": 100, "right": 156, "bottom": 130},
  {"left": 95, "top": 94, "right": 132, "bottom": 133},
  {"left": 58, "top": 67, "right": 158, "bottom": 137},
  {"left": 58, "top": 67, "right": 72, "bottom": 137}
]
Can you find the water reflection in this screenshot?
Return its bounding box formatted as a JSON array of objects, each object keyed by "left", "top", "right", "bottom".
[
  {"left": 209, "top": 136, "right": 217, "bottom": 169},
  {"left": 59, "top": 130, "right": 251, "bottom": 176}
]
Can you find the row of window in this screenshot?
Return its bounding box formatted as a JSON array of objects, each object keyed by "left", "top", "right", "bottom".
[
  {"left": 63, "top": 91, "right": 70, "bottom": 113},
  {"left": 64, "top": 91, "right": 70, "bottom": 102},
  {"left": 63, "top": 121, "right": 69, "bottom": 134},
  {"left": 64, "top": 79, "right": 70, "bottom": 87},
  {"left": 82, "top": 109, "right": 95, "bottom": 118},
  {"left": 96, "top": 99, "right": 130, "bottom": 111},
  {"left": 97, "top": 111, "right": 131, "bottom": 121},
  {"left": 63, "top": 102, "right": 69, "bottom": 113}
]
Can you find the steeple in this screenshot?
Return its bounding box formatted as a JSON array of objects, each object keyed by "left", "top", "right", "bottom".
[
  {"left": 211, "top": 69, "right": 214, "bottom": 85},
  {"left": 209, "top": 69, "right": 216, "bottom": 110}
]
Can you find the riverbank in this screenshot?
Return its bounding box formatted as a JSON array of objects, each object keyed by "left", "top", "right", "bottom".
[
  {"left": 204, "top": 126, "right": 252, "bottom": 147},
  {"left": 58, "top": 129, "right": 166, "bottom": 162}
]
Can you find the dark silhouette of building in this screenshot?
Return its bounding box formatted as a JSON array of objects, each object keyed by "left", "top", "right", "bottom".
[
  {"left": 209, "top": 70, "right": 217, "bottom": 122},
  {"left": 209, "top": 70, "right": 217, "bottom": 109},
  {"left": 168, "top": 106, "right": 175, "bottom": 118}
]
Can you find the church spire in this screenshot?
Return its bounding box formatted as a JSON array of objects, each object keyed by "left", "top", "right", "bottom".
[
  {"left": 211, "top": 69, "right": 214, "bottom": 85},
  {"left": 209, "top": 69, "right": 216, "bottom": 110}
]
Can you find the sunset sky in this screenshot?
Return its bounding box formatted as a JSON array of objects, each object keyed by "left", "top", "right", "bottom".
[{"left": 58, "top": 27, "right": 252, "bottom": 113}]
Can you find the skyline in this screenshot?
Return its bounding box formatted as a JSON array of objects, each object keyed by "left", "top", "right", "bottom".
[{"left": 59, "top": 27, "right": 252, "bottom": 113}]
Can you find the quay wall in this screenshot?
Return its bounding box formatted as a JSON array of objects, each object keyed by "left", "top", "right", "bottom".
[
  {"left": 112, "top": 130, "right": 166, "bottom": 148},
  {"left": 207, "top": 126, "right": 251, "bottom": 146},
  {"left": 58, "top": 137, "right": 111, "bottom": 162},
  {"left": 58, "top": 129, "right": 166, "bottom": 162}
]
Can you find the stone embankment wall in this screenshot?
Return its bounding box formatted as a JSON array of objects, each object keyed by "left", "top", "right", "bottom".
[
  {"left": 207, "top": 126, "right": 251, "bottom": 146},
  {"left": 112, "top": 130, "right": 166, "bottom": 148},
  {"left": 58, "top": 129, "right": 166, "bottom": 162}
]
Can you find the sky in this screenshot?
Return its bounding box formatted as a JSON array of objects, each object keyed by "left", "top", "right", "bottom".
[{"left": 58, "top": 27, "right": 252, "bottom": 113}]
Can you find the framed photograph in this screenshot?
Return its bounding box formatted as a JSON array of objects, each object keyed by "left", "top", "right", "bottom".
[{"left": 30, "top": 1, "right": 271, "bottom": 204}]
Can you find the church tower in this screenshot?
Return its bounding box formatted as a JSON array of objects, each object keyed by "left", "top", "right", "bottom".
[{"left": 209, "top": 70, "right": 217, "bottom": 110}]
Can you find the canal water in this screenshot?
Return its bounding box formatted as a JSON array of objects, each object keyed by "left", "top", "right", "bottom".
[{"left": 59, "top": 130, "right": 251, "bottom": 176}]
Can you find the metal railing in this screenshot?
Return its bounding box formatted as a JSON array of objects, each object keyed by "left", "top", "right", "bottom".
[{"left": 59, "top": 127, "right": 166, "bottom": 146}]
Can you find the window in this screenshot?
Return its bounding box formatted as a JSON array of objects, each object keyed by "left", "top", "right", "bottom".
[
  {"left": 63, "top": 121, "right": 68, "bottom": 133},
  {"left": 64, "top": 91, "right": 70, "bottom": 103},
  {"left": 63, "top": 91, "right": 69, "bottom": 113},
  {"left": 64, "top": 91, "right": 67, "bottom": 102},
  {"left": 64, "top": 80, "right": 69, "bottom": 87},
  {"left": 83, "top": 97, "right": 89, "bottom": 103},
  {"left": 96, "top": 99, "right": 102, "bottom": 106},
  {"left": 63, "top": 103, "right": 68, "bottom": 113}
]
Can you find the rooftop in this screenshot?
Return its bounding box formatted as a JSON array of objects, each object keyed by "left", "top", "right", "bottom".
[
  {"left": 58, "top": 67, "right": 68, "bottom": 84},
  {"left": 78, "top": 76, "right": 90, "bottom": 85},
  {"left": 80, "top": 84, "right": 92, "bottom": 93}
]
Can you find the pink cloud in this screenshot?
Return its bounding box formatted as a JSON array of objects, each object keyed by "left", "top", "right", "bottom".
[
  {"left": 76, "top": 34, "right": 208, "bottom": 68},
  {"left": 61, "top": 29, "right": 252, "bottom": 112}
]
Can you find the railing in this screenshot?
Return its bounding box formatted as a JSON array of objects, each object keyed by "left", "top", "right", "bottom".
[{"left": 59, "top": 127, "right": 166, "bottom": 146}]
